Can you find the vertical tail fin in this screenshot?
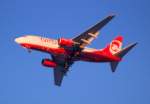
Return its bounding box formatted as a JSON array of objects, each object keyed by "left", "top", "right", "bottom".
[{"left": 102, "top": 36, "right": 123, "bottom": 55}]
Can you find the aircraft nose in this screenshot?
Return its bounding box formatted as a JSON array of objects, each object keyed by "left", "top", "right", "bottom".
[{"left": 14, "top": 37, "right": 22, "bottom": 44}]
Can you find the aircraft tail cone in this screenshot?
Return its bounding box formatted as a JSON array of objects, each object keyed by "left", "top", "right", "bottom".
[{"left": 110, "top": 42, "right": 138, "bottom": 72}]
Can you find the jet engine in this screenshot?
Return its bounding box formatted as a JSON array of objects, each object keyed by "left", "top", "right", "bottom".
[
  {"left": 42, "top": 59, "right": 57, "bottom": 68},
  {"left": 58, "top": 38, "right": 74, "bottom": 47}
]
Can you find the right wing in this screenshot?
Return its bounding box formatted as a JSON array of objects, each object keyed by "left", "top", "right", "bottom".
[{"left": 73, "top": 15, "right": 115, "bottom": 48}]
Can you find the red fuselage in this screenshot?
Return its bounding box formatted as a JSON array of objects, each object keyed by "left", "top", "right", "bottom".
[{"left": 15, "top": 35, "right": 120, "bottom": 63}]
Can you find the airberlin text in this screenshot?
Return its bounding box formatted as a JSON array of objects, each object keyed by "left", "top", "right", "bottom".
[{"left": 40, "top": 37, "right": 58, "bottom": 44}]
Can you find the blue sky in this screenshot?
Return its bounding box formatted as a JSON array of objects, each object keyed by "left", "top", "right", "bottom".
[{"left": 0, "top": 0, "right": 150, "bottom": 104}]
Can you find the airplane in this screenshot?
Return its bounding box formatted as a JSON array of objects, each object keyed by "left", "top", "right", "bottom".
[{"left": 15, "top": 15, "right": 137, "bottom": 86}]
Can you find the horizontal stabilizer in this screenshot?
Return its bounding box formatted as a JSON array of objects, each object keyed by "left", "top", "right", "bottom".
[
  {"left": 110, "top": 42, "right": 138, "bottom": 72},
  {"left": 110, "top": 62, "right": 119, "bottom": 72},
  {"left": 115, "top": 42, "right": 138, "bottom": 58}
]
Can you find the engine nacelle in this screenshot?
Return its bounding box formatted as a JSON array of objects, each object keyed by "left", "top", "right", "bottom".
[
  {"left": 42, "top": 59, "right": 57, "bottom": 68},
  {"left": 58, "top": 38, "right": 74, "bottom": 47}
]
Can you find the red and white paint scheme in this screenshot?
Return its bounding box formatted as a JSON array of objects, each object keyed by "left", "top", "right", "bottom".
[{"left": 15, "top": 15, "right": 137, "bottom": 86}]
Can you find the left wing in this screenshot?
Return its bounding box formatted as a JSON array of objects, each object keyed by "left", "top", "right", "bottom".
[
  {"left": 51, "top": 55, "right": 74, "bottom": 86},
  {"left": 72, "top": 15, "right": 115, "bottom": 48},
  {"left": 53, "top": 66, "right": 65, "bottom": 86}
]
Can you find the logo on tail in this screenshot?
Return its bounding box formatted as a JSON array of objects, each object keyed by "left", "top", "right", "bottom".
[
  {"left": 108, "top": 36, "right": 123, "bottom": 54},
  {"left": 102, "top": 36, "right": 123, "bottom": 55},
  {"left": 109, "top": 40, "right": 122, "bottom": 54}
]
